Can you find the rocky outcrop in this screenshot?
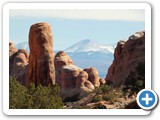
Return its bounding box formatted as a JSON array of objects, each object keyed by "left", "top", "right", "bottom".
[
  {"left": 60, "top": 65, "right": 82, "bottom": 90},
  {"left": 54, "top": 51, "right": 74, "bottom": 69},
  {"left": 54, "top": 51, "right": 76, "bottom": 87},
  {"left": 9, "top": 42, "right": 18, "bottom": 57},
  {"left": 27, "top": 22, "right": 55, "bottom": 87},
  {"left": 54, "top": 51, "right": 83, "bottom": 99},
  {"left": 76, "top": 71, "right": 95, "bottom": 91},
  {"left": 10, "top": 49, "right": 29, "bottom": 85},
  {"left": 55, "top": 51, "right": 106, "bottom": 99},
  {"left": 105, "top": 31, "right": 145, "bottom": 87},
  {"left": 84, "top": 67, "right": 105, "bottom": 87}
]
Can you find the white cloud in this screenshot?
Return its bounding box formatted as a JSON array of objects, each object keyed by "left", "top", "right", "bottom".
[{"left": 10, "top": 9, "right": 145, "bottom": 21}]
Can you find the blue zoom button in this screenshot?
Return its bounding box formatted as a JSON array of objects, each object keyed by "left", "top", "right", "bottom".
[{"left": 137, "top": 89, "right": 158, "bottom": 110}]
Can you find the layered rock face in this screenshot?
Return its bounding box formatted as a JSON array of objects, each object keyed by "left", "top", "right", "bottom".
[
  {"left": 105, "top": 31, "right": 145, "bottom": 87},
  {"left": 55, "top": 51, "right": 106, "bottom": 99},
  {"left": 27, "top": 22, "right": 55, "bottom": 86},
  {"left": 10, "top": 49, "right": 29, "bottom": 85}
]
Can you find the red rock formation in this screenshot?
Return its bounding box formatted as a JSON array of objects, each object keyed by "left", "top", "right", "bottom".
[
  {"left": 56, "top": 65, "right": 82, "bottom": 99},
  {"left": 76, "top": 71, "right": 88, "bottom": 87},
  {"left": 60, "top": 65, "right": 82, "bottom": 89},
  {"left": 55, "top": 51, "right": 97, "bottom": 99},
  {"left": 105, "top": 31, "right": 145, "bottom": 86},
  {"left": 9, "top": 42, "right": 18, "bottom": 74},
  {"left": 99, "top": 78, "right": 106, "bottom": 85},
  {"left": 9, "top": 42, "right": 17, "bottom": 57},
  {"left": 10, "top": 49, "right": 29, "bottom": 85},
  {"left": 27, "top": 22, "right": 55, "bottom": 86},
  {"left": 55, "top": 51, "right": 81, "bottom": 88},
  {"left": 54, "top": 51, "right": 75, "bottom": 87},
  {"left": 55, "top": 51, "right": 74, "bottom": 70},
  {"left": 76, "top": 71, "right": 95, "bottom": 90},
  {"left": 84, "top": 67, "right": 103, "bottom": 87},
  {"left": 9, "top": 42, "right": 28, "bottom": 85}
]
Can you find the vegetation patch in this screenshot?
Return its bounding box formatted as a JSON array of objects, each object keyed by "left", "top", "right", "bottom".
[
  {"left": 9, "top": 76, "right": 63, "bottom": 109},
  {"left": 123, "top": 62, "right": 145, "bottom": 95}
]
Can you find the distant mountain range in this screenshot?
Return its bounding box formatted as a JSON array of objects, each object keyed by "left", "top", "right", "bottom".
[
  {"left": 16, "top": 39, "right": 115, "bottom": 78},
  {"left": 65, "top": 39, "right": 114, "bottom": 54},
  {"left": 16, "top": 42, "right": 30, "bottom": 52}
]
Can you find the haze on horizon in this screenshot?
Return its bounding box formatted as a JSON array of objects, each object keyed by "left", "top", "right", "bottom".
[{"left": 9, "top": 9, "right": 145, "bottom": 50}]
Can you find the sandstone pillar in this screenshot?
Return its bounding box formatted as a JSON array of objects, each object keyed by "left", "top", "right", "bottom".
[{"left": 27, "top": 22, "right": 55, "bottom": 86}]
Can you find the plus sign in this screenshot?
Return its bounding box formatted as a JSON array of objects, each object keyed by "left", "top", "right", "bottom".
[
  {"left": 142, "top": 93, "right": 153, "bottom": 105},
  {"left": 137, "top": 89, "right": 158, "bottom": 110}
]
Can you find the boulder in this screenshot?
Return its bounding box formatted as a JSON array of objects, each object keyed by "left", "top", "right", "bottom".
[
  {"left": 84, "top": 67, "right": 102, "bottom": 87},
  {"left": 76, "top": 71, "right": 95, "bottom": 91},
  {"left": 99, "top": 78, "right": 106, "bottom": 85},
  {"left": 60, "top": 65, "right": 82, "bottom": 89}
]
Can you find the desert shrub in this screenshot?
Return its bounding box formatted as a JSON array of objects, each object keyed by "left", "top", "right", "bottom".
[
  {"left": 93, "top": 87, "right": 102, "bottom": 94},
  {"left": 136, "top": 62, "right": 145, "bottom": 77},
  {"left": 9, "top": 76, "right": 28, "bottom": 109},
  {"left": 101, "top": 84, "right": 111, "bottom": 94},
  {"left": 102, "top": 95, "right": 109, "bottom": 101},
  {"left": 102, "top": 91, "right": 117, "bottom": 103},
  {"left": 137, "top": 80, "right": 144, "bottom": 90},
  {"left": 123, "top": 74, "right": 144, "bottom": 94},
  {"left": 92, "top": 83, "right": 117, "bottom": 103},
  {"left": 106, "top": 80, "right": 113, "bottom": 86},
  {"left": 123, "top": 62, "right": 145, "bottom": 94},
  {"left": 31, "top": 84, "right": 63, "bottom": 109},
  {"left": 9, "top": 76, "right": 63, "bottom": 109},
  {"left": 94, "top": 84, "right": 111, "bottom": 94},
  {"left": 91, "top": 95, "right": 102, "bottom": 103}
]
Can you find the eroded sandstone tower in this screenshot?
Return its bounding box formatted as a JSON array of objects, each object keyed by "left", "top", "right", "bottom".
[{"left": 27, "top": 22, "right": 55, "bottom": 86}]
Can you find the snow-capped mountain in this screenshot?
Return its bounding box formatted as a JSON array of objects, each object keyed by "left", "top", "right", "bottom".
[
  {"left": 64, "top": 39, "right": 115, "bottom": 78},
  {"left": 65, "top": 39, "right": 114, "bottom": 54},
  {"left": 16, "top": 42, "right": 29, "bottom": 51}
]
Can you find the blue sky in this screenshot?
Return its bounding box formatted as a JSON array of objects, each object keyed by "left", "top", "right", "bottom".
[{"left": 9, "top": 9, "right": 145, "bottom": 50}]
